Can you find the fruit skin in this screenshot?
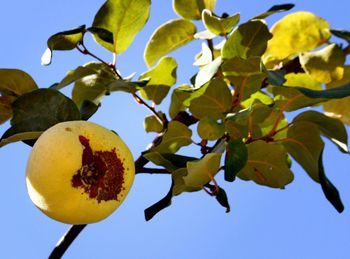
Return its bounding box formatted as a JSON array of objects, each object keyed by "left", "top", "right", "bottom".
[{"left": 26, "top": 120, "right": 135, "bottom": 224}]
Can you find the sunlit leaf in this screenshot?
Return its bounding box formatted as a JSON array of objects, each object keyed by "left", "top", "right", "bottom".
[
  {"left": 0, "top": 131, "right": 43, "bottom": 148},
  {"left": 284, "top": 72, "right": 322, "bottom": 90},
  {"left": 71, "top": 63, "right": 116, "bottom": 107},
  {"left": 144, "top": 113, "right": 164, "bottom": 133},
  {"left": 300, "top": 44, "right": 345, "bottom": 84},
  {"left": 0, "top": 69, "right": 38, "bottom": 96},
  {"left": 238, "top": 141, "right": 294, "bottom": 188},
  {"left": 152, "top": 121, "right": 192, "bottom": 153},
  {"left": 197, "top": 117, "right": 225, "bottom": 140},
  {"left": 263, "top": 11, "right": 331, "bottom": 66},
  {"left": 139, "top": 57, "right": 177, "bottom": 104},
  {"left": 202, "top": 9, "right": 240, "bottom": 36},
  {"left": 54, "top": 62, "right": 109, "bottom": 90},
  {"left": 324, "top": 66, "right": 350, "bottom": 124},
  {"left": 92, "top": 0, "right": 150, "bottom": 54},
  {"left": 253, "top": 4, "right": 295, "bottom": 20},
  {"left": 293, "top": 111, "right": 348, "bottom": 153},
  {"left": 222, "top": 20, "right": 272, "bottom": 60},
  {"left": 282, "top": 121, "right": 324, "bottom": 182},
  {"left": 224, "top": 139, "right": 248, "bottom": 182},
  {"left": 169, "top": 85, "right": 192, "bottom": 119},
  {"left": 42, "top": 25, "right": 86, "bottom": 65},
  {"left": 318, "top": 148, "right": 344, "bottom": 213},
  {"left": 189, "top": 79, "right": 232, "bottom": 119},
  {"left": 183, "top": 153, "right": 222, "bottom": 191},
  {"left": 173, "top": 0, "right": 216, "bottom": 20},
  {"left": 194, "top": 42, "right": 213, "bottom": 66},
  {"left": 195, "top": 57, "right": 222, "bottom": 88},
  {"left": 144, "top": 19, "right": 197, "bottom": 67}
]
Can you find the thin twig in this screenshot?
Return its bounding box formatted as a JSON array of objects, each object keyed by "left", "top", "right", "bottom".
[
  {"left": 48, "top": 224, "right": 86, "bottom": 259},
  {"left": 136, "top": 167, "right": 171, "bottom": 174}
]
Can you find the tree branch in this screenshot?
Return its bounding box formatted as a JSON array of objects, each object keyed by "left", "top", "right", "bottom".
[{"left": 48, "top": 224, "right": 86, "bottom": 259}]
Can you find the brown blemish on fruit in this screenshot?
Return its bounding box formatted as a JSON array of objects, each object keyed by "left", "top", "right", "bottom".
[
  {"left": 71, "top": 135, "right": 125, "bottom": 203},
  {"left": 65, "top": 127, "right": 72, "bottom": 132}
]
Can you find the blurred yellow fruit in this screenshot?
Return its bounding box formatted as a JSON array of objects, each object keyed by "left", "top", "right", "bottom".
[{"left": 26, "top": 121, "right": 135, "bottom": 224}]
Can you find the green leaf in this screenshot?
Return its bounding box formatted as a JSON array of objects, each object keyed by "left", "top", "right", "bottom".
[
  {"left": 87, "top": 27, "right": 113, "bottom": 44},
  {"left": 197, "top": 117, "right": 225, "bottom": 140},
  {"left": 323, "top": 66, "right": 350, "bottom": 125},
  {"left": 54, "top": 62, "right": 107, "bottom": 90},
  {"left": 144, "top": 113, "right": 164, "bottom": 133},
  {"left": 152, "top": 121, "right": 192, "bottom": 153},
  {"left": 0, "top": 69, "right": 38, "bottom": 96},
  {"left": 143, "top": 152, "right": 197, "bottom": 172},
  {"left": 71, "top": 63, "right": 116, "bottom": 107},
  {"left": 173, "top": 0, "right": 216, "bottom": 20},
  {"left": 92, "top": 0, "right": 150, "bottom": 54},
  {"left": 169, "top": 85, "right": 192, "bottom": 118},
  {"left": 202, "top": 9, "right": 240, "bottom": 36},
  {"left": 0, "top": 131, "right": 43, "bottom": 148},
  {"left": 282, "top": 121, "right": 324, "bottom": 182},
  {"left": 215, "top": 187, "right": 231, "bottom": 213},
  {"left": 195, "top": 57, "right": 222, "bottom": 88},
  {"left": 139, "top": 57, "right": 177, "bottom": 104},
  {"left": 144, "top": 19, "right": 197, "bottom": 67},
  {"left": 263, "top": 12, "right": 331, "bottom": 66},
  {"left": 222, "top": 20, "right": 272, "bottom": 60},
  {"left": 224, "top": 139, "right": 248, "bottom": 182},
  {"left": 300, "top": 44, "right": 346, "bottom": 84},
  {"left": 173, "top": 153, "right": 222, "bottom": 195},
  {"left": 331, "top": 29, "right": 350, "bottom": 43},
  {"left": 293, "top": 111, "right": 348, "bottom": 153},
  {"left": 42, "top": 25, "right": 86, "bottom": 65},
  {"left": 3, "top": 89, "right": 81, "bottom": 140},
  {"left": 0, "top": 96, "right": 13, "bottom": 124},
  {"left": 252, "top": 4, "right": 295, "bottom": 20},
  {"left": 144, "top": 181, "right": 174, "bottom": 221},
  {"left": 238, "top": 141, "right": 294, "bottom": 188},
  {"left": 222, "top": 56, "right": 261, "bottom": 77},
  {"left": 318, "top": 148, "right": 344, "bottom": 213},
  {"left": 79, "top": 100, "right": 99, "bottom": 121},
  {"left": 189, "top": 79, "right": 232, "bottom": 119},
  {"left": 229, "top": 73, "right": 266, "bottom": 101}
]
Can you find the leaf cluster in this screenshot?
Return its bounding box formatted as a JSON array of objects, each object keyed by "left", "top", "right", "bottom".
[{"left": 1, "top": 0, "right": 350, "bottom": 222}]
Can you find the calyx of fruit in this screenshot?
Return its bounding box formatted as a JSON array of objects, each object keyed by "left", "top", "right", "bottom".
[{"left": 26, "top": 120, "right": 135, "bottom": 224}]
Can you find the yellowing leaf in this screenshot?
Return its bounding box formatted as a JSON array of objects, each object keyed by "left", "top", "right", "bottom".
[
  {"left": 169, "top": 85, "right": 192, "bottom": 119},
  {"left": 300, "top": 44, "right": 345, "bottom": 84},
  {"left": 324, "top": 66, "right": 350, "bottom": 124},
  {"left": 144, "top": 19, "right": 197, "bottom": 67},
  {"left": 189, "top": 79, "right": 232, "bottom": 119},
  {"left": 0, "top": 69, "right": 38, "bottom": 96},
  {"left": 284, "top": 72, "right": 322, "bottom": 90},
  {"left": 144, "top": 113, "right": 164, "bottom": 133},
  {"left": 139, "top": 57, "right": 177, "bottom": 104},
  {"left": 263, "top": 11, "right": 331, "bottom": 66},
  {"left": 238, "top": 141, "right": 294, "bottom": 188},
  {"left": 173, "top": 0, "right": 216, "bottom": 20},
  {"left": 202, "top": 9, "right": 240, "bottom": 36},
  {"left": 152, "top": 121, "right": 192, "bottom": 153},
  {"left": 92, "top": 0, "right": 150, "bottom": 54}
]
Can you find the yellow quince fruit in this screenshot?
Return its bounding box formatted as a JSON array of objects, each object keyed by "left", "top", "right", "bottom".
[{"left": 26, "top": 120, "right": 135, "bottom": 224}]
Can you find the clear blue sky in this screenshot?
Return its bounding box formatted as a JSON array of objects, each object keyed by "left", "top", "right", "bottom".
[{"left": 1, "top": 1, "right": 350, "bottom": 258}]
